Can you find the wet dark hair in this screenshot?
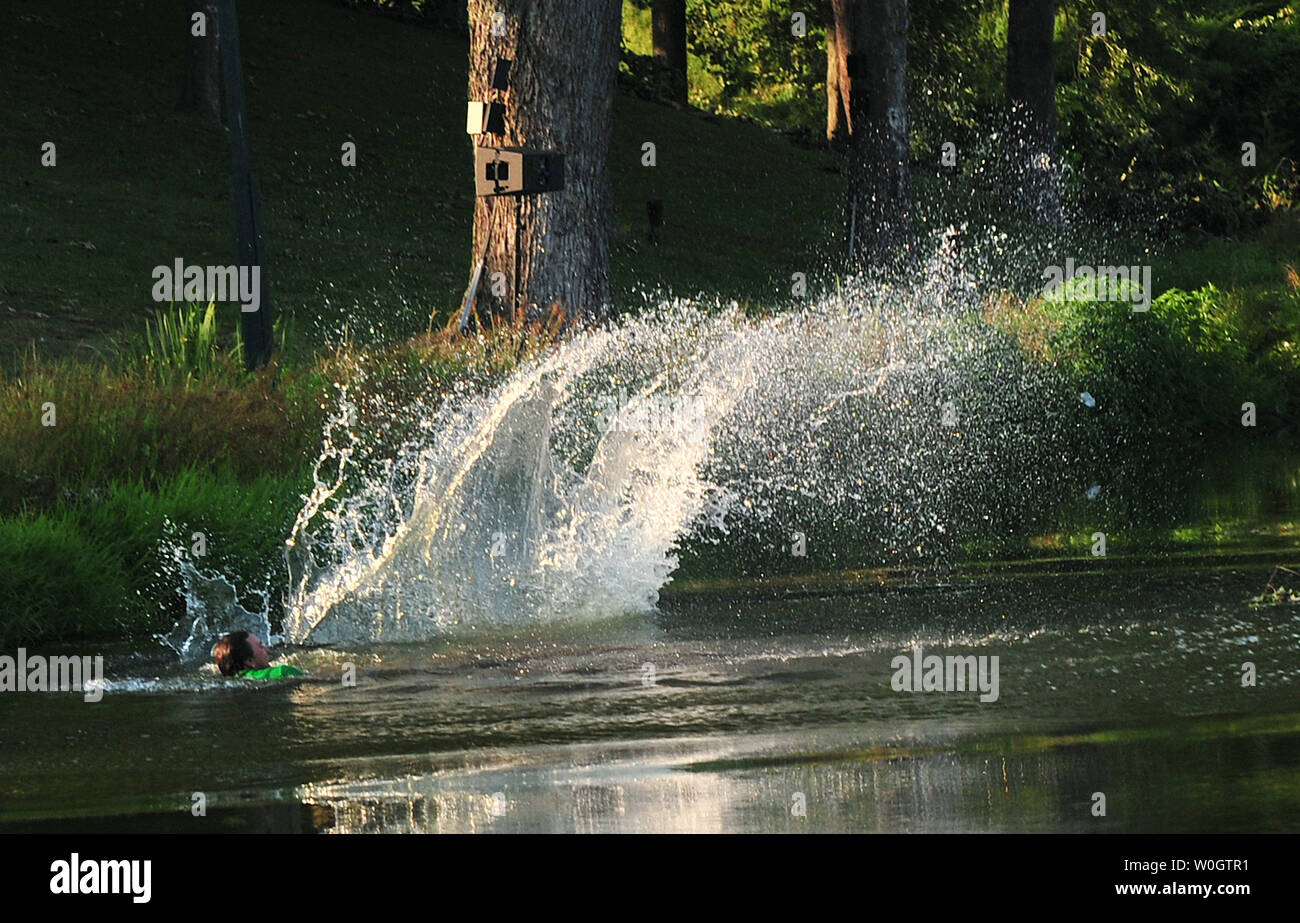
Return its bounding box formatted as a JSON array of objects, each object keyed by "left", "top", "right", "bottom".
[{"left": 213, "top": 631, "right": 255, "bottom": 676}]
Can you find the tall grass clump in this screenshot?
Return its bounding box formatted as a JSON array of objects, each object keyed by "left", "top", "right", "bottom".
[{"left": 0, "top": 469, "right": 309, "bottom": 647}]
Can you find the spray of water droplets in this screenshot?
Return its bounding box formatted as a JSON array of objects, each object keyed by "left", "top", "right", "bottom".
[{"left": 275, "top": 231, "right": 1080, "bottom": 644}]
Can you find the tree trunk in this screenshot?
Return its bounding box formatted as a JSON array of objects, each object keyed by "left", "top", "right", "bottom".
[
  {"left": 830, "top": 0, "right": 854, "bottom": 137},
  {"left": 178, "top": 2, "right": 221, "bottom": 123},
  {"left": 825, "top": 24, "right": 848, "bottom": 149},
  {"left": 651, "top": 0, "right": 688, "bottom": 106},
  {"left": 467, "top": 0, "right": 621, "bottom": 325},
  {"left": 845, "top": 0, "right": 911, "bottom": 267},
  {"left": 1006, "top": 0, "right": 1061, "bottom": 222}
]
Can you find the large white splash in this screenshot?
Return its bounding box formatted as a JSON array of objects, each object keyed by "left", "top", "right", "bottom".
[
  {"left": 280, "top": 238, "right": 1063, "bottom": 644},
  {"left": 283, "top": 302, "right": 754, "bottom": 643}
]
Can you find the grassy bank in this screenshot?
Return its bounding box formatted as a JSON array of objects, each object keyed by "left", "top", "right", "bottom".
[{"left": 0, "top": 298, "right": 563, "bottom": 647}]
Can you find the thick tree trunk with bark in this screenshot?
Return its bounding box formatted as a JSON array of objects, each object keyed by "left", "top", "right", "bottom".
[
  {"left": 178, "top": 2, "right": 221, "bottom": 123},
  {"left": 651, "top": 0, "right": 688, "bottom": 106},
  {"left": 1006, "top": 0, "right": 1061, "bottom": 221},
  {"left": 844, "top": 0, "right": 911, "bottom": 266},
  {"left": 467, "top": 0, "right": 621, "bottom": 325}
]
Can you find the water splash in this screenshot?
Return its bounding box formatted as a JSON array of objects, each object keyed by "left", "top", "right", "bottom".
[
  {"left": 282, "top": 233, "right": 1074, "bottom": 644},
  {"left": 284, "top": 304, "right": 749, "bottom": 642},
  {"left": 152, "top": 531, "right": 274, "bottom": 661}
]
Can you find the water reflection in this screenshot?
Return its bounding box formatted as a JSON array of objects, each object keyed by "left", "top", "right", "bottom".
[{"left": 297, "top": 716, "right": 1300, "bottom": 833}]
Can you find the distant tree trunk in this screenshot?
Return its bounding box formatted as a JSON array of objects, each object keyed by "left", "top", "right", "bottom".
[
  {"left": 829, "top": 0, "right": 854, "bottom": 139},
  {"left": 825, "top": 23, "right": 848, "bottom": 149},
  {"left": 178, "top": 2, "right": 221, "bottom": 123},
  {"left": 651, "top": 0, "right": 688, "bottom": 106},
  {"left": 467, "top": 0, "right": 621, "bottom": 325},
  {"left": 845, "top": 0, "right": 911, "bottom": 267},
  {"left": 1006, "top": 0, "right": 1061, "bottom": 222}
]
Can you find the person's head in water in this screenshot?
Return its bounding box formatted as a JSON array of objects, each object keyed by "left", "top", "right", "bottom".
[{"left": 213, "top": 631, "right": 271, "bottom": 676}]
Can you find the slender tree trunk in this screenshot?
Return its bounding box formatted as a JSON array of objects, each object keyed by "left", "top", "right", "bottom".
[
  {"left": 825, "top": 24, "right": 848, "bottom": 148},
  {"left": 651, "top": 0, "right": 688, "bottom": 106},
  {"left": 1006, "top": 0, "right": 1061, "bottom": 222},
  {"left": 830, "top": 0, "right": 854, "bottom": 137},
  {"left": 178, "top": 2, "right": 221, "bottom": 123},
  {"left": 845, "top": 0, "right": 911, "bottom": 267},
  {"left": 467, "top": 0, "right": 621, "bottom": 325}
]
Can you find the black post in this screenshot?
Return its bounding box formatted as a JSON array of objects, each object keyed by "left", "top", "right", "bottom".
[{"left": 217, "top": 0, "right": 273, "bottom": 370}]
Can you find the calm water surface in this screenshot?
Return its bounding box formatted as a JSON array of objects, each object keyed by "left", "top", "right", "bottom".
[{"left": 3, "top": 560, "right": 1298, "bottom": 833}]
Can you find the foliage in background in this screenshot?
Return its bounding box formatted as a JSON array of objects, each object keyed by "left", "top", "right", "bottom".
[
  {"left": 1054, "top": 1, "right": 1300, "bottom": 232},
  {"left": 650, "top": 0, "right": 1299, "bottom": 230},
  {"left": 983, "top": 252, "right": 1300, "bottom": 435},
  {"left": 683, "top": 0, "right": 829, "bottom": 141},
  {"left": 907, "top": 0, "right": 1006, "bottom": 158},
  {"left": 621, "top": 0, "right": 829, "bottom": 142}
]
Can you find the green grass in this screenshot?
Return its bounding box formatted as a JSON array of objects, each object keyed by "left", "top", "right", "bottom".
[
  {"left": 1157, "top": 211, "right": 1300, "bottom": 296},
  {"left": 0, "top": 350, "right": 323, "bottom": 517},
  {"left": 0, "top": 0, "right": 841, "bottom": 368},
  {"left": 0, "top": 469, "right": 310, "bottom": 648},
  {"left": 2, "top": 0, "right": 1286, "bottom": 365}
]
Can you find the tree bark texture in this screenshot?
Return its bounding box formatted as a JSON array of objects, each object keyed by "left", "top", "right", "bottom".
[
  {"left": 468, "top": 0, "right": 621, "bottom": 324},
  {"left": 845, "top": 0, "right": 911, "bottom": 266}
]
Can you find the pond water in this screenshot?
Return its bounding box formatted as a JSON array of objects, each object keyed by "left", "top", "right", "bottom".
[{"left": 3, "top": 549, "right": 1297, "bottom": 833}]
